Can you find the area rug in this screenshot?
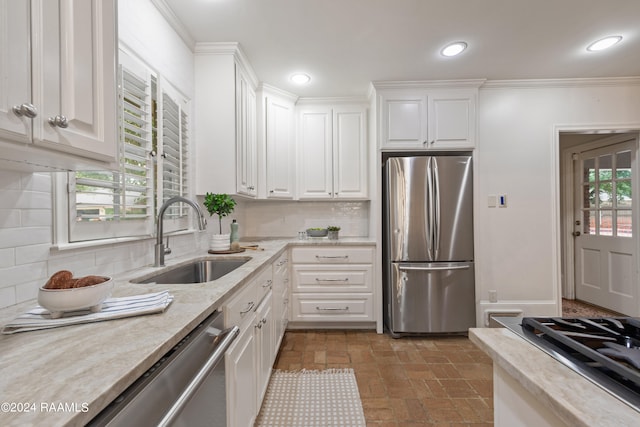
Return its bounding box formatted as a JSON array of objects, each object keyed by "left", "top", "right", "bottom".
[{"left": 255, "top": 368, "right": 366, "bottom": 426}]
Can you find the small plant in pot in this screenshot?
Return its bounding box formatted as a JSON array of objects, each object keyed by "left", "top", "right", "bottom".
[
  {"left": 203, "top": 193, "right": 236, "bottom": 251},
  {"left": 327, "top": 225, "right": 341, "bottom": 240}
]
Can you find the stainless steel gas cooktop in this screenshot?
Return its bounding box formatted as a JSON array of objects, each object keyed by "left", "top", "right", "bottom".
[{"left": 495, "top": 316, "right": 640, "bottom": 412}]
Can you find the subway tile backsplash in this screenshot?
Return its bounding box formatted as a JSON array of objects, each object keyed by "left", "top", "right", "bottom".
[{"left": 0, "top": 170, "right": 370, "bottom": 309}]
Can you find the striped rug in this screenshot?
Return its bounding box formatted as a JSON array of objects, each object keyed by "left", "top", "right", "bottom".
[{"left": 255, "top": 368, "right": 366, "bottom": 426}]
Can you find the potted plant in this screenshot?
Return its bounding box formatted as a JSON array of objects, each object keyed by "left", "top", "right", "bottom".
[
  {"left": 327, "top": 225, "right": 340, "bottom": 240},
  {"left": 203, "top": 193, "right": 236, "bottom": 251}
]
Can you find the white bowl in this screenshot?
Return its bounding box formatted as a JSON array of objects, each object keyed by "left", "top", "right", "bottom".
[{"left": 38, "top": 277, "right": 114, "bottom": 319}]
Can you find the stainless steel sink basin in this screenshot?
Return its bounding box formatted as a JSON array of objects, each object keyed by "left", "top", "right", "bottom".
[{"left": 135, "top": 258, "right": 250, "bottom": 284}]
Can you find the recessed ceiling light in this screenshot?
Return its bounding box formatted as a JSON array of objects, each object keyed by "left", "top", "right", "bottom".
[
  {"left": 587, "top": 35, "right": 622, "bottom": 52},
  {"left": 290, "top": 73, "right": 311, "bottom": 84},
  {"left": 441, "top": 41, "right": 468, "bottom": 57}
]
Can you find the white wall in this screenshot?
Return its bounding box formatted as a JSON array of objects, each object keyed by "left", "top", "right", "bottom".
[{"left": 475, "top": 79, "right": 640, "bottom": 324}]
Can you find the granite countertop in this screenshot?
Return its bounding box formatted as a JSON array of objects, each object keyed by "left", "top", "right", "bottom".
[
  {"left": 0, "top": 237, "right": 376, "bottom": 426},
  {"left": 469, "top": 327, "right": 639, "bottom": 427}
]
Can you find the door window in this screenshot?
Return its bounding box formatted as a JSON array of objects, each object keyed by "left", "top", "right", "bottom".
[{"left": 580, "top": 147, "right": 633, "bottom": 237}]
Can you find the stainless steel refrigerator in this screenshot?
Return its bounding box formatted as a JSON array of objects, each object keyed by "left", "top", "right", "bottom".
[{"left": 383, "top": 154, "right": 475, "bottom": 336}]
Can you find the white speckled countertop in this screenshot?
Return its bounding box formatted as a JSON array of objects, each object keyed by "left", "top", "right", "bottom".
[
  {"left": 0, "top": 238, "right": 375, "bottom": 426},
  {"left": 469, "top": 327, "right": 640, "bottom": 427}
]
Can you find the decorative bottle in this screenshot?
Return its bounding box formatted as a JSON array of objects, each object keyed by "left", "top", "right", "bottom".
[{"left": 230, "top": 219, "right": 239, "bottom": 243}]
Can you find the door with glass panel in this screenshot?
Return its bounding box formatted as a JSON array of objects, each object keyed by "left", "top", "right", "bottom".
[{"left": 574, "top": 139, "right": 638, "bottom": 315}]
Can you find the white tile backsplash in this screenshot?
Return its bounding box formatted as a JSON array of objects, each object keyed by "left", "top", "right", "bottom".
[{"left": 0, "top": 170, "right": 370, "bottom": 309}]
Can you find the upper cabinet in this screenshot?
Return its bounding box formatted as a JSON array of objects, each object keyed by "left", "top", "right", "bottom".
[
  {"left": 376, "top": 81, "right": 483, "bottom": 150},
  {"left": 236, "top": 64, "right": 258, "bottom": 197},
  {"left": 256, "top": 85, "right": 297, "bottom": 199},
  {"left": 194, "top": 43, "right": 258, "bottom": 197},
  {"left": 297, "top": 103, "right": 368, "bottom": 200},
  {"left": 0, "top": 0, "right": 117, "bottom": 171}
]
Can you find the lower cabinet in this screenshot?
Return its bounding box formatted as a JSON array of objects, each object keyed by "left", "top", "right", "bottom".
[
  {"left": 255, "top": 291, "right": 274, "bottom": 406},
  {"left": 224, "top": 254, "right": 289, "bottom": 426},
  {"left": 290, "top": 245, "right": 375, "bottom": 326},
  {"left": 225, "top": 317, "right": 257, "bottom": 427}
]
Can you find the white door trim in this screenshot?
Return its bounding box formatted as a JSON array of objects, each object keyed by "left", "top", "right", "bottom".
[{"left": 556, "top": 126, "right": 640, "bottom": 306}]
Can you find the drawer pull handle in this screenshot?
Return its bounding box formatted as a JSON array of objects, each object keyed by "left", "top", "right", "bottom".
[
  {"left": 262, "top": 279, "right": 273, "bottom": 288},
  {"left": 315, "top": 255, "right": 349, "bottom": 259},
  {"left": 315, "top": 278, "right": 349, "bottom": 282},
  {"left": 240, "top": 301, "right": 255, "bottom": 314},
  {"left": 315, "top": 306, "right": 349, "bottom": 311}
]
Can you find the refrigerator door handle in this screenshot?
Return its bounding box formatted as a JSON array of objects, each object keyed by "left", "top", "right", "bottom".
[
  {"left": 432, "top": 158, "right": 441, "bottom": 260},
  {"left": 398, "top": 265, "right": 470, "bottom": 271},
  {"left": 426, "top": 157, "right": 434, "bottom": 259}
]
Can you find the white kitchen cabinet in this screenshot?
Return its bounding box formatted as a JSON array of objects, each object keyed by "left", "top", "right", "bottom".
[
  {"left": 0, "top": 0, "right": 117, "bottom": 171},
  {"left": 378, "top": 85, "right": 479, "bottom": 150},
  {"left": 289, "top": 245, "right": 375, "bottom": 325},
  {"left": 272, "top": 252, "right": 289, "bottom": 353},
  {"left": 297, "top": 104, "right": 368, "bottom": 200},
  {"left": 258, "top": 85, "right": 297, "bottom": 199},
  {"left": 194, "top": 43, "right": 258, "bottom": 197},
  {"left": 224, "top": 262, "right": 279, "bottom": 426},
  {"left": 225, "top": 318, "right": 257, "bottom": 427},
  {"left": 255, "top": 290, "right": 274, "bottom": 407},
  {"left": 236, "top": 65, "right": 258, "bottom": 197}
]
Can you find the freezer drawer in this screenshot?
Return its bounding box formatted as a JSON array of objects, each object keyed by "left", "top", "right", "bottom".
[{"left": 387, "top": 262, "right": 475, "bottom": 334}]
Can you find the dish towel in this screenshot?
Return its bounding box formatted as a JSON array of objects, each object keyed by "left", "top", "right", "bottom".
[{"left": 1, "top": 291, "right": 173, "bottom": 334}]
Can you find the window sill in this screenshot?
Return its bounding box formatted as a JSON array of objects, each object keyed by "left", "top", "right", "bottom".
[{"left": 51, "top": 230, "right": 198, "bottom": 252}]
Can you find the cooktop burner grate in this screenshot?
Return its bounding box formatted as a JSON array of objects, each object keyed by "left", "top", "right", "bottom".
[{"left": 496, "top": 316, "right": 640, "bottom": 412}]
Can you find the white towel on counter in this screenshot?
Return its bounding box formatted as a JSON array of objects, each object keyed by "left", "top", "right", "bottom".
[{"left": 1, "top": 291, "right": 173, "bottom": 334}]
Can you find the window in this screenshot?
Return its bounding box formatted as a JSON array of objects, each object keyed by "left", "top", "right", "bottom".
[
  {"left": 65, "top": 50, "right": 191, "bottom": 243},
  {"left": 580, "top": 145, "right": 633, "bottom": 237}
]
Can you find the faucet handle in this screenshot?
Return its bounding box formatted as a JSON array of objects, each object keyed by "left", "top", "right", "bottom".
[{"left": 164, "top": 236, "right": 172, "bottom": 255}]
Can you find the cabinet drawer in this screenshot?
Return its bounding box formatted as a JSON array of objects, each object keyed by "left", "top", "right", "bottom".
[
  {"left": 224, "top": 279, "right": 258, "bottom": 328},
  {"left": 290, "top": 293, "right": 373, "bottom": 321},
  {"left": 255, "top": 265, "right": 273, "bottom": 302},
  {"left": 292, "top": 265, "right": 372, "bottom": 292},
  {"left": 291, "top": 246, "right": 373, "bottom": 264}
]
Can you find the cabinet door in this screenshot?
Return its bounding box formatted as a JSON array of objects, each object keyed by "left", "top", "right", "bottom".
[
  {"left": 236, "top": 67, "right": 257, "bottom": 197},
  {"left": 266, "top": 96, "right": 295, "bottom": 199},
  {"left": 0, "top": 0, "right": 31, "bottom": 143},
  {"left": 297, "top": 106, "right": 333, "bottom": 199},
  {"left": 333, "top": 106, "right": 367, "bottom": 199},
  {"left": 380, "top": 94, "right": 428, "bottom": 149},
  {"left": 34, "top": 0, "right": 117, "bottom": 162},
  {"left": 255, "top": 292, "right": 274, "bottom": 407},
  {"left": 428, "top": 90, "right": 476, "bottom": 149},
  {"left": 226, "top": 322, "right": 257, "bottom": 427}
]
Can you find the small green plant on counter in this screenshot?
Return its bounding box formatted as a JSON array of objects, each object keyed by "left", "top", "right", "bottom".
[
  {"left": 327, "top": 226, "right": 341, "bottom": 231},
  {"left": 203, "top": 193, "right": 236, "bottom": 234}
]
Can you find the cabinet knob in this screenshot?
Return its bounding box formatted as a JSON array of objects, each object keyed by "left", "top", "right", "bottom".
[
  {"left": 12, "top": 103, "right": 38, "bottom": 118},
  {"left": 48, "top": 115, "right": 69, "bottom": 128}
]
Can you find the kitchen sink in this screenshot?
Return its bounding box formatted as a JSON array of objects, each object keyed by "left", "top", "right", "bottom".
[{"left": 135, "top": 258, "right": 250, "bottom": 284}]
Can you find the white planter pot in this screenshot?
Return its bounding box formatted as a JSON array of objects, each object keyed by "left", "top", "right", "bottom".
[{"left": 209, "top": 233, "right": 230, "bottom": 251}]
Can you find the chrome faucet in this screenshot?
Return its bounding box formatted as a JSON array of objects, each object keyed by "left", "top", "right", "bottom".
[{"left": 155, "top": 196, "right": 207, "bottom": 267}]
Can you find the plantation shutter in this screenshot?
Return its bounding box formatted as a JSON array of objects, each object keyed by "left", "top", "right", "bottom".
[
  {"left": 69, "top": 53, "right": 154, "bottom": 241},
  {"left": 158, "top": 81, "right": 191, "bottom": 232}
]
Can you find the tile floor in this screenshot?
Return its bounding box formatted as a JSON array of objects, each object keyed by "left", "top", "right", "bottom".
[
  {"left": 273, "top": 330, "right": 494, "bottom": 426},
  {"left": 270, "top": 300, "right": 611, "bottom": 426}
]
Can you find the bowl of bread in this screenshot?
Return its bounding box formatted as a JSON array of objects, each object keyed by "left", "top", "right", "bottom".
[{"left": 38, "top": 270, "right": 114, "bottom": 318}]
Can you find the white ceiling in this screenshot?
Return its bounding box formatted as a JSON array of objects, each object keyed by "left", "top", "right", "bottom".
[{"left": 160, "top": 0, "right": 640, "bottom": 98}]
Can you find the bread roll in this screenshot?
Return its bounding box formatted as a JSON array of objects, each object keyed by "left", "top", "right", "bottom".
[
  {"left": 74, "top": 275, "right": 107, "bottom": 288},
  {"left": 44, "top": 270, "right": 74, "bottom": 289}
]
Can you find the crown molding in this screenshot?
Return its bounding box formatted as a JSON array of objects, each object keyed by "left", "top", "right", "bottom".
[
  {"left": 149, "top": 0, "right": 196, "bottom": 50},
  {"left": 257, "top": 83, "right": 299, "bottom": 103},
  {"left": 194, "top": 42, "right": 259, "bottom": 88},
  {"left": 481, "top": 76, "right": 640, "bottom": 89},
  {"left": 371, "top": 79, "right": 486, "bottom": 90},
  {"left": 295, "top": 96, "right": 369, "bottom": 105}
]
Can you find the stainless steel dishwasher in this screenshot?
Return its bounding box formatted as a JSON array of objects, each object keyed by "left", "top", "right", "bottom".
[{"left": 89, "top": 310, "right": 239, "bottom": 427}]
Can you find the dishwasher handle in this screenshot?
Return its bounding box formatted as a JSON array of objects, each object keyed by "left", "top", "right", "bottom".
[
  {"left": 157, "top": 325, "right": 240, "bottom": 427},
  {"left": 398, "top": 265, "right": 470, "bottom": 272}
]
